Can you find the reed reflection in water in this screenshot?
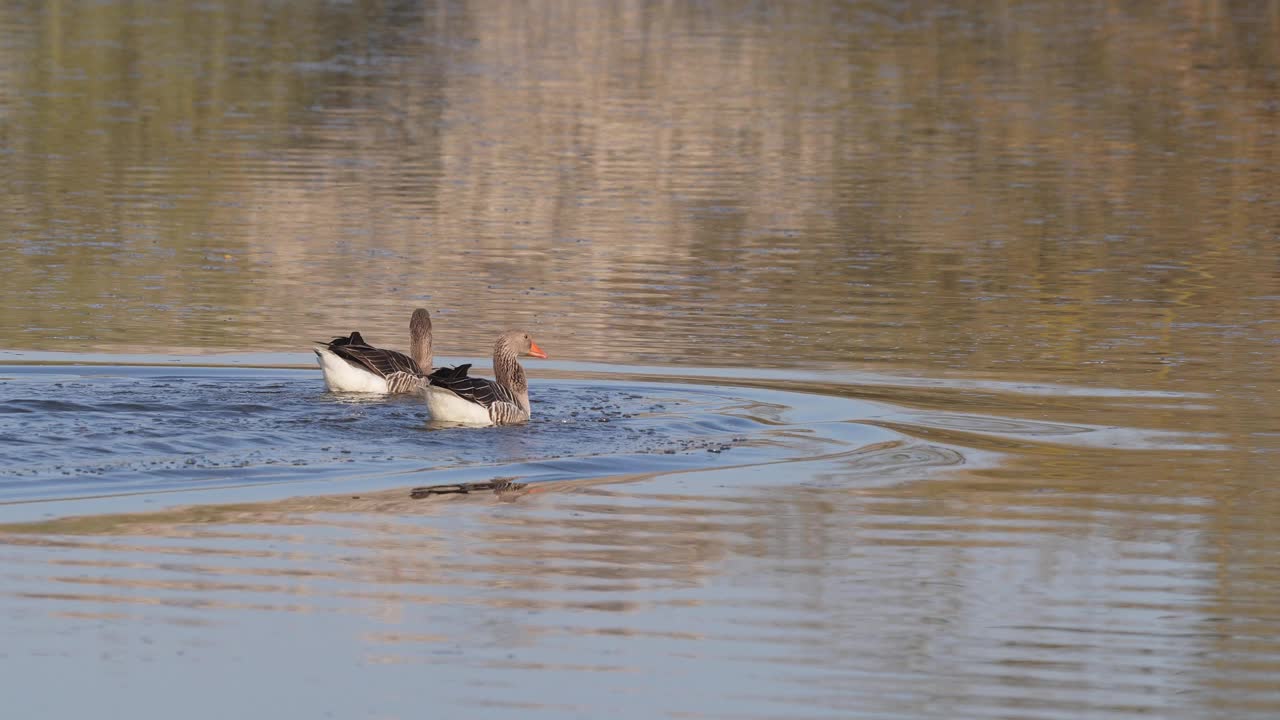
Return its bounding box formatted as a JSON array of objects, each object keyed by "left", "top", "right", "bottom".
[
  {"left": 1, "top": 1, "right": 1276, "bottom": 388},
  {"left": 3, "top": 450, "right": 1276, "bottom": 719},
  {"left": 1, "top": 0, "right": 1279, "bottom": 718}
]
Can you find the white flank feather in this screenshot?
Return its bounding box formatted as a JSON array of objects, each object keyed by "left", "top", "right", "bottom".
[
  {"left": 315, "top": 348, "right": 389, "bottom": 394},
  {"left": 422, "top": 386, "right": 494, "bottom": 425}
]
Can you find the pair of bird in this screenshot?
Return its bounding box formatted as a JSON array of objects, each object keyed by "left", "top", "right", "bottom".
[{"left": 314, "top": 309, "right": 548, "bottom": 426}]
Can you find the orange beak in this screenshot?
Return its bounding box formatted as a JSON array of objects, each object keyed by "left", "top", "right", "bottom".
[{"left": 527, "top": 341, "right": 548, "bottom": 359}]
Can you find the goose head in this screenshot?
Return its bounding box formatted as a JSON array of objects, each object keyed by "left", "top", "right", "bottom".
[{"left": 499, "top": 330, "right": 548, "bottom": 359}]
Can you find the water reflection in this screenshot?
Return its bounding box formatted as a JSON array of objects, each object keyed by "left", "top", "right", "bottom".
[
  {"left": 3, "top": 450, "right": 1279, "bottom": 718},
  {"left": 2, "top": 1, "right": 1276, "bottom": 390},
  {"left": 2, "top": 360, "right": 1272, "bottom": 718},
  {"left": 2, "top": 0, "right": 1280, "bottom": 718}
]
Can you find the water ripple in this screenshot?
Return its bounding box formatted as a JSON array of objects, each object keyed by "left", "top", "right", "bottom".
[{"left": 0, "top": 362, "right": 1267, "bottom": 720}]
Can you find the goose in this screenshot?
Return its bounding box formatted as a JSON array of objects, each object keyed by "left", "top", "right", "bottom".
[
  {"left": 315, "top": 308, "right": 433, "bottom": 394},
  {"left": 423, "top": 330, "right": 547, "bottom": 425}
]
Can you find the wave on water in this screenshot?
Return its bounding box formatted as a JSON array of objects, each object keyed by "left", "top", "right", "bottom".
[{"left": 0, "top": 361, "right": 1209, "bottom": 523}]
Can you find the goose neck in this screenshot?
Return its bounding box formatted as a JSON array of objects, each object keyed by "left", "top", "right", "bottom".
[
  {"left": 410, "top": 312, "right": 433, "bottom": 370},
  {"left": 493, "top": 338, "right": 530, "bottom": 412}
]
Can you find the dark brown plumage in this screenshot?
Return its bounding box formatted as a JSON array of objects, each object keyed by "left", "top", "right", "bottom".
[
  {"left": 421, "top": 330, "right": 547, "bottom": 425},
  {"left": 427, "top": 364, "right": 518, "bottom": 410},
  {"left": 314, "top": 309, "right": 433, "bottom": 394},
  {"left": 323, "top": 335, "right": 425, "bottom": 379}
]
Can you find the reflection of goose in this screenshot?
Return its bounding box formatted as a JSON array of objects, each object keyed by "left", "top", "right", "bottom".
[
  {"left": 423, "top": 330, "right": 547, "bottom": 426},
  {"left": 314, "top": 309, "right": 432, "bottom": 394}
]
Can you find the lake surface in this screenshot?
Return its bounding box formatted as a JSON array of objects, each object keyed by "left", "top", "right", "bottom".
[{"left": 2, "top": 1, "right": 1279, "bottom": 718}]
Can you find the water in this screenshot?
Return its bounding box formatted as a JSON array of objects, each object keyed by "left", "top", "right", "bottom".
[
  {"left": 0, "top": 362, "right": 884, "bottom": 511},
  {"left": 2, "top": 1, "right": 1279, "bottom": 718}
]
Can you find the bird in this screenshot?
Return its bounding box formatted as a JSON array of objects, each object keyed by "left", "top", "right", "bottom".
[
  {"left": 314, "top": 308, "right": 433, "bottom": 394},
  {"left": 422, "top": 329, "right": 547, "bottom": 425}
]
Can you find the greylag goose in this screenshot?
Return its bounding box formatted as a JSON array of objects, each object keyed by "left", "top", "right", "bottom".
[
  {"left": 423, "top": 330, "right": 547, "bottom": 425},
  {"left": 315, "top": 308, "right": 432, "bottom": 393}
]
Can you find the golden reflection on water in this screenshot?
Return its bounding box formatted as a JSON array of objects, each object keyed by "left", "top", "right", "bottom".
[
  {"left": 2, "top": 0, "right": 1279, "bottom": 718},
  {"left": 2, "top": 1, "right": 1277, "bottom": 389},
  {"left": 3, "top": 452, "right": 1278, "bottom": 717}
]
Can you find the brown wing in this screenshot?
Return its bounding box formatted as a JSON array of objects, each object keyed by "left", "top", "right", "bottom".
[
  {"left": 322, "top": 335, "right": 426, "bottom": 379},
  {"left": 319, "top": 331, "right": 368, "bottom": 348},
  {"left": 385, "top": 371, "right": 426, "bottom": 394},
  {"left": 427, "top": 364, "right": 517, "bottom": 410},
  {"left": 487, "top": 401, "right": 529, "bottom": 425}
]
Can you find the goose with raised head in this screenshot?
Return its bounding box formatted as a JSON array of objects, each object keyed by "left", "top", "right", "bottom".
[
  {"left": 314, "top": 308, "right": 433, "bottom": 394},
  {"left": 423, "top": 330, "right": 547, "bottom": 426}
]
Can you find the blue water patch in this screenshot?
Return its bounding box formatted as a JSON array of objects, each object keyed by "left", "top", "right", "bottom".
[{"left": 0, "top": 364, "right": 905, "bottom": 516}]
